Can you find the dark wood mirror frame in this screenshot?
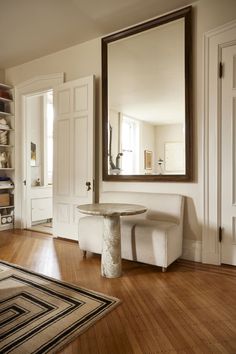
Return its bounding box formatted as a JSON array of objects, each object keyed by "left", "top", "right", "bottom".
[{"left": 102, "top": 6, "right": 192, "bottom": 182}]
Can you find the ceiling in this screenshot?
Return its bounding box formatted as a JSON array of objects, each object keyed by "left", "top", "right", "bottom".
[{"left": 0, "top": 0, "right": 193, "bottom": 69}]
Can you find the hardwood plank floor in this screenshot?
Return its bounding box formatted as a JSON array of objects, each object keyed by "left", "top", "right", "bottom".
[{"left": 0, "top": 229, "right": 236, "bottom": 353}]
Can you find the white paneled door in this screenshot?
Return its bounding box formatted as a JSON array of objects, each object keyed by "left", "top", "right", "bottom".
[
  {"left": 53, "top": 76, "right": 95, "bottom": 239},
  {"left": 221, "top": 44, "right": 236, "bottom": 265}
]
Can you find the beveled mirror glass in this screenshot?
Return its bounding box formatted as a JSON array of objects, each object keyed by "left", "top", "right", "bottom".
[{"left": 102, "top": 7, "right": 192, "bottom": 181}]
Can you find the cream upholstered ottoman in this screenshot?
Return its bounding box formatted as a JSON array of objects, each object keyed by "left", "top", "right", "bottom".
[{"left": 78, "top": 194, "right": 184, "bottom": 271}]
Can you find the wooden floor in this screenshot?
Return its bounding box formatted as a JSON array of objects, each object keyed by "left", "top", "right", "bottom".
[{"left": 1, "top": 229, "right": 236, "bottom": 354}]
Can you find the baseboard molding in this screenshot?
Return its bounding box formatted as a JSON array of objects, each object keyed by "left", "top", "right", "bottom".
[
  {"left": 181, "top": 239, "right": 202, "bottom": 262},
  {"left": 202, "top": 251, "right": 220, "bottom": 265}
]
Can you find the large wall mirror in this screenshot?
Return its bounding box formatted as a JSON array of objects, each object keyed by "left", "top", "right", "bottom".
[{"left": 102, "top": 6, "right": 192, "bottom": 182}]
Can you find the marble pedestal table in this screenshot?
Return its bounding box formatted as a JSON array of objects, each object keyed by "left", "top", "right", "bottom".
[{"left": 77, "top": 203, "right": 147, "bottom": 278}]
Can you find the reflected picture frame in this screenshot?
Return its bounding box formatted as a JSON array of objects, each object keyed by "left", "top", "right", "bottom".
[
  {"left": 31, "top": 142, "right": 36, "bottom": 167},
  {"left": 144, "top": 150, "right": 152, "bottom": 170}
]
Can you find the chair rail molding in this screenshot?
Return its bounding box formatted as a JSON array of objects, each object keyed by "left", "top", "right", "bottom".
[{"left": 203, "top": 20, "right": 236, "bottom": 265}]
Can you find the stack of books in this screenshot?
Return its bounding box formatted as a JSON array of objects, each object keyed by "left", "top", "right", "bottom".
[{"left": 0, "top": 178, "right": 13, "bottom": 188}]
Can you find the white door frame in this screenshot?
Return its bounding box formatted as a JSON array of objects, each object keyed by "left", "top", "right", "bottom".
[
  {"left": 15, "top": 73, "right": 64, "bottom": 228},
  {"left": 203, "top": 20, "right": 236, "bottom": 265}
]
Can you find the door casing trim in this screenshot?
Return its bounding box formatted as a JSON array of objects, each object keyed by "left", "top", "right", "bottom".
[{"left": 203, "top": 20, "right": 236, "bottom": 264}]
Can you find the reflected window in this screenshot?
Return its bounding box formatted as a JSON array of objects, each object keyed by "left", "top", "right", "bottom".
[{"left": 121, "top": 116, "right": 139, "bottom": 174}]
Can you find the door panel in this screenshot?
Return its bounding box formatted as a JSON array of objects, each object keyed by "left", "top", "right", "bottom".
[
  {"left": 53, "top": 76, "right": 95, "bottom": 239},
  {"left": 58, "top": 89, "right": 70, "bottom": 114},
  {"left": 56, "top": 119, "right": 70, "bottom": 196},
  {"left": 74, "top": 85, "right": 88, "bottom": 111},
  {"left": 221, "top": 44, "right": 236, "bottom": 265},
  {"left": 73, "top": 116, "right": 88, "bottom": 197}
]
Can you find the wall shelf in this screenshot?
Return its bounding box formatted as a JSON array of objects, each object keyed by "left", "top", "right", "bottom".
[
  {"left": 0, "top": 97, "right": 13, "bottom": 103},
  {"left": 0, "top": 82, "right": 15, "bottom": 231},
  {"left": 0, "top": 83, "right": 13, "bottom": 90},
  {"left": 0, "top": 168, "right": 14, "bottom": 170},
  {"left": 0, "top": 205, "right": 14, "bottom": 209},
  {"left": 0, "top": 223, "right": 13, "bottom": 230},
  {"left": 0, "top": 111, "right": 13, "bottom": 117}
]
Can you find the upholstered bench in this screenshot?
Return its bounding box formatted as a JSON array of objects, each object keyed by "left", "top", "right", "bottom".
[{"left": 78, "top": 194, "right": 184, "bottom": 271}]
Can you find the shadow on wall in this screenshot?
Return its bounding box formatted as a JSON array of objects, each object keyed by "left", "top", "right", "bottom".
[{"left": 183, "top": 197, "right": 201, "bottom": 241}]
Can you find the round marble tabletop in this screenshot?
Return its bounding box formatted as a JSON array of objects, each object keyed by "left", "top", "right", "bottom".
[{"left": 77, "top": 203, "right": 147, "bottom": 217}]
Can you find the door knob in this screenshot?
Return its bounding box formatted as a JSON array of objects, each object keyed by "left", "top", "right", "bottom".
[{"left": 86, "top": 181, "right": 91, "bottom": 191}]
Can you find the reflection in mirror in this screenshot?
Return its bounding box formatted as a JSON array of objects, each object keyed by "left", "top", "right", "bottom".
[
  {"left": 102, "top": 7, "right": 192, "bottom": 181},
  {"left": 109, "top": 113, "right": 185, "bottom": 176},
  {"left": 108, "top": 18, "right": 185, "bottom": 175}
]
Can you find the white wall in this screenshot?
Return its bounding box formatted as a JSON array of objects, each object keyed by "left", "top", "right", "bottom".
[
  {"left": 27, "top": 94, "right": 43, "bottom": 186},
  {"left": 5, "top": 39, "right": 101, "bottom": 86},
  {"left": 5, "top": 0, "right": 236, "bottom": 250}
]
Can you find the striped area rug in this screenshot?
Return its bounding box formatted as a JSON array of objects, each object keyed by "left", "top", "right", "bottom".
[{"left": 0, "top": 261, "right": 120, "bottom": 353}]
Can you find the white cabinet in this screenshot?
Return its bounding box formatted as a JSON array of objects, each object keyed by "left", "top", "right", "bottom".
[
  {"left": 31, "top": 198, "right": 52, "bottom": 222},
  {"left": 31, "top": 186, "right": 52, "bottom": 223}
]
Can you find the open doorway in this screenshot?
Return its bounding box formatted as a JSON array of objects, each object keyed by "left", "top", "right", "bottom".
[
  {"left": 16, "top": 73, "right": 94, "bottom": 240},
  {"left": 25, "top": 90, "right": 54, "bottom": 235}
]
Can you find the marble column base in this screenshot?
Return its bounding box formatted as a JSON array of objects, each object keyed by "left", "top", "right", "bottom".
[{"left": 101, "top": 215, "right": 122, "bottom": 278}]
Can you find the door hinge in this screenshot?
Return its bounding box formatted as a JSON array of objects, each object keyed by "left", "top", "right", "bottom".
[
  {"left": 219, "top": 226, "right": 223, "bottom": 243},
  {"left": 23, "top": 180, "right": 26, "bottom": 186},
  {"left": 219, "top": 62, "right": 223, "bottom": 78},
  {"left": 93, "top": 179, "right": 95, "bottom": 192}
]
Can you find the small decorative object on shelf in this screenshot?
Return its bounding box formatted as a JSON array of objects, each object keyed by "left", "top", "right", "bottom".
[
  {"left": 0, "top": 152, "right": 10, "bottom": 168},
  {"left": 0, "top": 131, "right": 8, "bottom": 145},
  {"left": 0, "top": 84, "right": 13, "bottom": 115},
  {"left": 0, "top": 89, "right": 11, "bottom": 100},
  {"left": 0, "top": 176, "right": 14, "bottom": 188},
  {"left": 157, "top": 158, "right": 164, "bottom": 174},
  {"left": 35, "top": 178, "right": 41, "bottom": 186},
  {"left": 0, "top": 101, "right": 4, "bottom": 112},
  {"left": 0, "top": 207, "right": 14, "bottom": 225},
  {"left": 0, "top": 118, "right": 10, "bottom": 130},
  {"left": 0, "top": 192, "right": 10, "bottom": 206}
]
